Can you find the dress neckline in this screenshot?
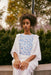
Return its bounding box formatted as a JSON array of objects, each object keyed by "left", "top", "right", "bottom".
[{"left": 22, "top": 33, "right": 33, "bottom": 35}]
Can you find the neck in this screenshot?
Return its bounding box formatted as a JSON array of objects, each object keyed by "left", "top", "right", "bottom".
[{"left": 24, "top": 30, "right": 31, "bottom": 35}]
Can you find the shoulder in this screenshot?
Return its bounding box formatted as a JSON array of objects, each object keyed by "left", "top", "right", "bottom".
[
  {"left": 16, "top": 33, "right": 21, "bottom": 37},
  {"left": 14, "top": 34, "right": 21, "bottom": 40},
  {"left": 33, "top": 34, "right": 39, "bottom": 38},
  {"left": 33, "top": 34, "right": 40, "bottom": 42}
]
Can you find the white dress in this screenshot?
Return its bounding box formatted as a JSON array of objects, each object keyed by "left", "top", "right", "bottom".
[{"left": 10, "top": 33, "right": 41, "bottom": 75}]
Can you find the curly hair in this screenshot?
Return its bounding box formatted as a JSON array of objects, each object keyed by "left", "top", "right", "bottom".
[{"left": 19, "top": 14, "right": 37, "bottom": 27}]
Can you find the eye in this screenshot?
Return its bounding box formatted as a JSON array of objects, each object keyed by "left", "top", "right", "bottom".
[{"left": 26, "top": 22, "right": 29, "bottom": 25}]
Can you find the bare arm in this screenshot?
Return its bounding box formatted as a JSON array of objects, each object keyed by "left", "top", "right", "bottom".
[
  {"left": 13, "top": 52, "right": 21, "bottom": 69},
  {"left": 20, "top": 55, "right": 36, "bottom": 70},
  {"left": 13, "top": 52, "right": 19, "bottom": 60},
  {"left": 25, "top": 55, "right": 36, "bottom": 62}
]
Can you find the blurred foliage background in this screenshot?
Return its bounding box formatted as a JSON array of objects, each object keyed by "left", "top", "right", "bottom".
[{"left": 5, "top": 0, "right": 51, "bottom": 26}]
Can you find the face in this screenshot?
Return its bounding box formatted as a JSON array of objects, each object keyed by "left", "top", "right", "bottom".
[{"left": 22, "top": 19, "right": 31, "bottom": 31}]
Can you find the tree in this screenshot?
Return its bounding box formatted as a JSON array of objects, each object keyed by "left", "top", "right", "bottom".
[
  {"left": 47, "top": 0, "right": 51, "bottom": 2},
  {"left": 35, "top": 0, "right": 51, "bottom": 16},
  {"left": 6, "top": 0, "right": 31, "bottom": 26},
  {"left": 0, "top": 9, "right": 4, "bottom": 26},
  {"left": 6, "top": 0, "right": 51, "bottom": 26}
]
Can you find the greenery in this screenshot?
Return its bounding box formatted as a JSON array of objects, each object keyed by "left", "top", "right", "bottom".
[
  {"left": 5, "top": 0, "right": 51, "bottom": 26},
  {"left": 0, "top": 28, "right": 51, "bottom": 65},
  {"left": 36, "top": 29, "right": 51, "bottom": 64}
]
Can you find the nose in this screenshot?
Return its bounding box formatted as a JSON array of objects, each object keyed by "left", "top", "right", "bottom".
[
  {"left": 24, "top": 24, "right": 27, "bottom": 28},
  {"left": 24, "top": 23, "right": 27, "bottom": 26}
]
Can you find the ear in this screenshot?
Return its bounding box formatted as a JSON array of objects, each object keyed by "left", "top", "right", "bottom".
[
  {"left": 21, "top": 23, "right": 24, "bottom": 28},
  {"left": 21, "top": 25, "right": 23, "bottom": 28},
  {"left": 30, "top": 26, "right": 32, "bottom": 28}
]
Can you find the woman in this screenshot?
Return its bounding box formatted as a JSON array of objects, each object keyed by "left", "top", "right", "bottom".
[{"left": 10, "top": 14, "right": 41, "bottom": 75}]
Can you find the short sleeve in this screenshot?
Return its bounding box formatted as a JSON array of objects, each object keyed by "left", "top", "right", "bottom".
[
  {"left": 10, "top": 34, "right": 19, "bottom": 58},
  {"left": 32, "top": 35, "right": 41, "bottom": 61}
]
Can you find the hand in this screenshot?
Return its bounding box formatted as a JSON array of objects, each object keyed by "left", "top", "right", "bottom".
[
  {"left": 13, "top": 59, "right": 21, "bottom": 69},
  {"left": 20, "top": 61, "right": 29, "bottom": 70}
]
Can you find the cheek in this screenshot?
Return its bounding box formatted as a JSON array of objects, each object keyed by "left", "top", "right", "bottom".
[{"left": 28, "top": 25, "right": 31, "bottom": 28}]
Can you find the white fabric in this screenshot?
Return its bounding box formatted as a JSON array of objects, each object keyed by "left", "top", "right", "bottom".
[
  {"left": 10, "top": 34, "right": 20, "bottom": 57},
  {"left": 10, "top": 33, "right": 41, "bottom": 75},
  {"left": 19, "top": 34, "right": 34, "bottom": 55},
  {"left": 12, "top": 58, "right": 36, "bottom": 75}
]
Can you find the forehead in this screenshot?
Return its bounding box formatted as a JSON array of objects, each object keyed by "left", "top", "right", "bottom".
[{"left": 22, "top": 19, "right": 30, "bottom": 22}]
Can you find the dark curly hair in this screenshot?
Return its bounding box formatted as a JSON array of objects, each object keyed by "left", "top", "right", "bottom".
[{"left": 19, "top": 14, "right": 37, "bottom": 27}]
